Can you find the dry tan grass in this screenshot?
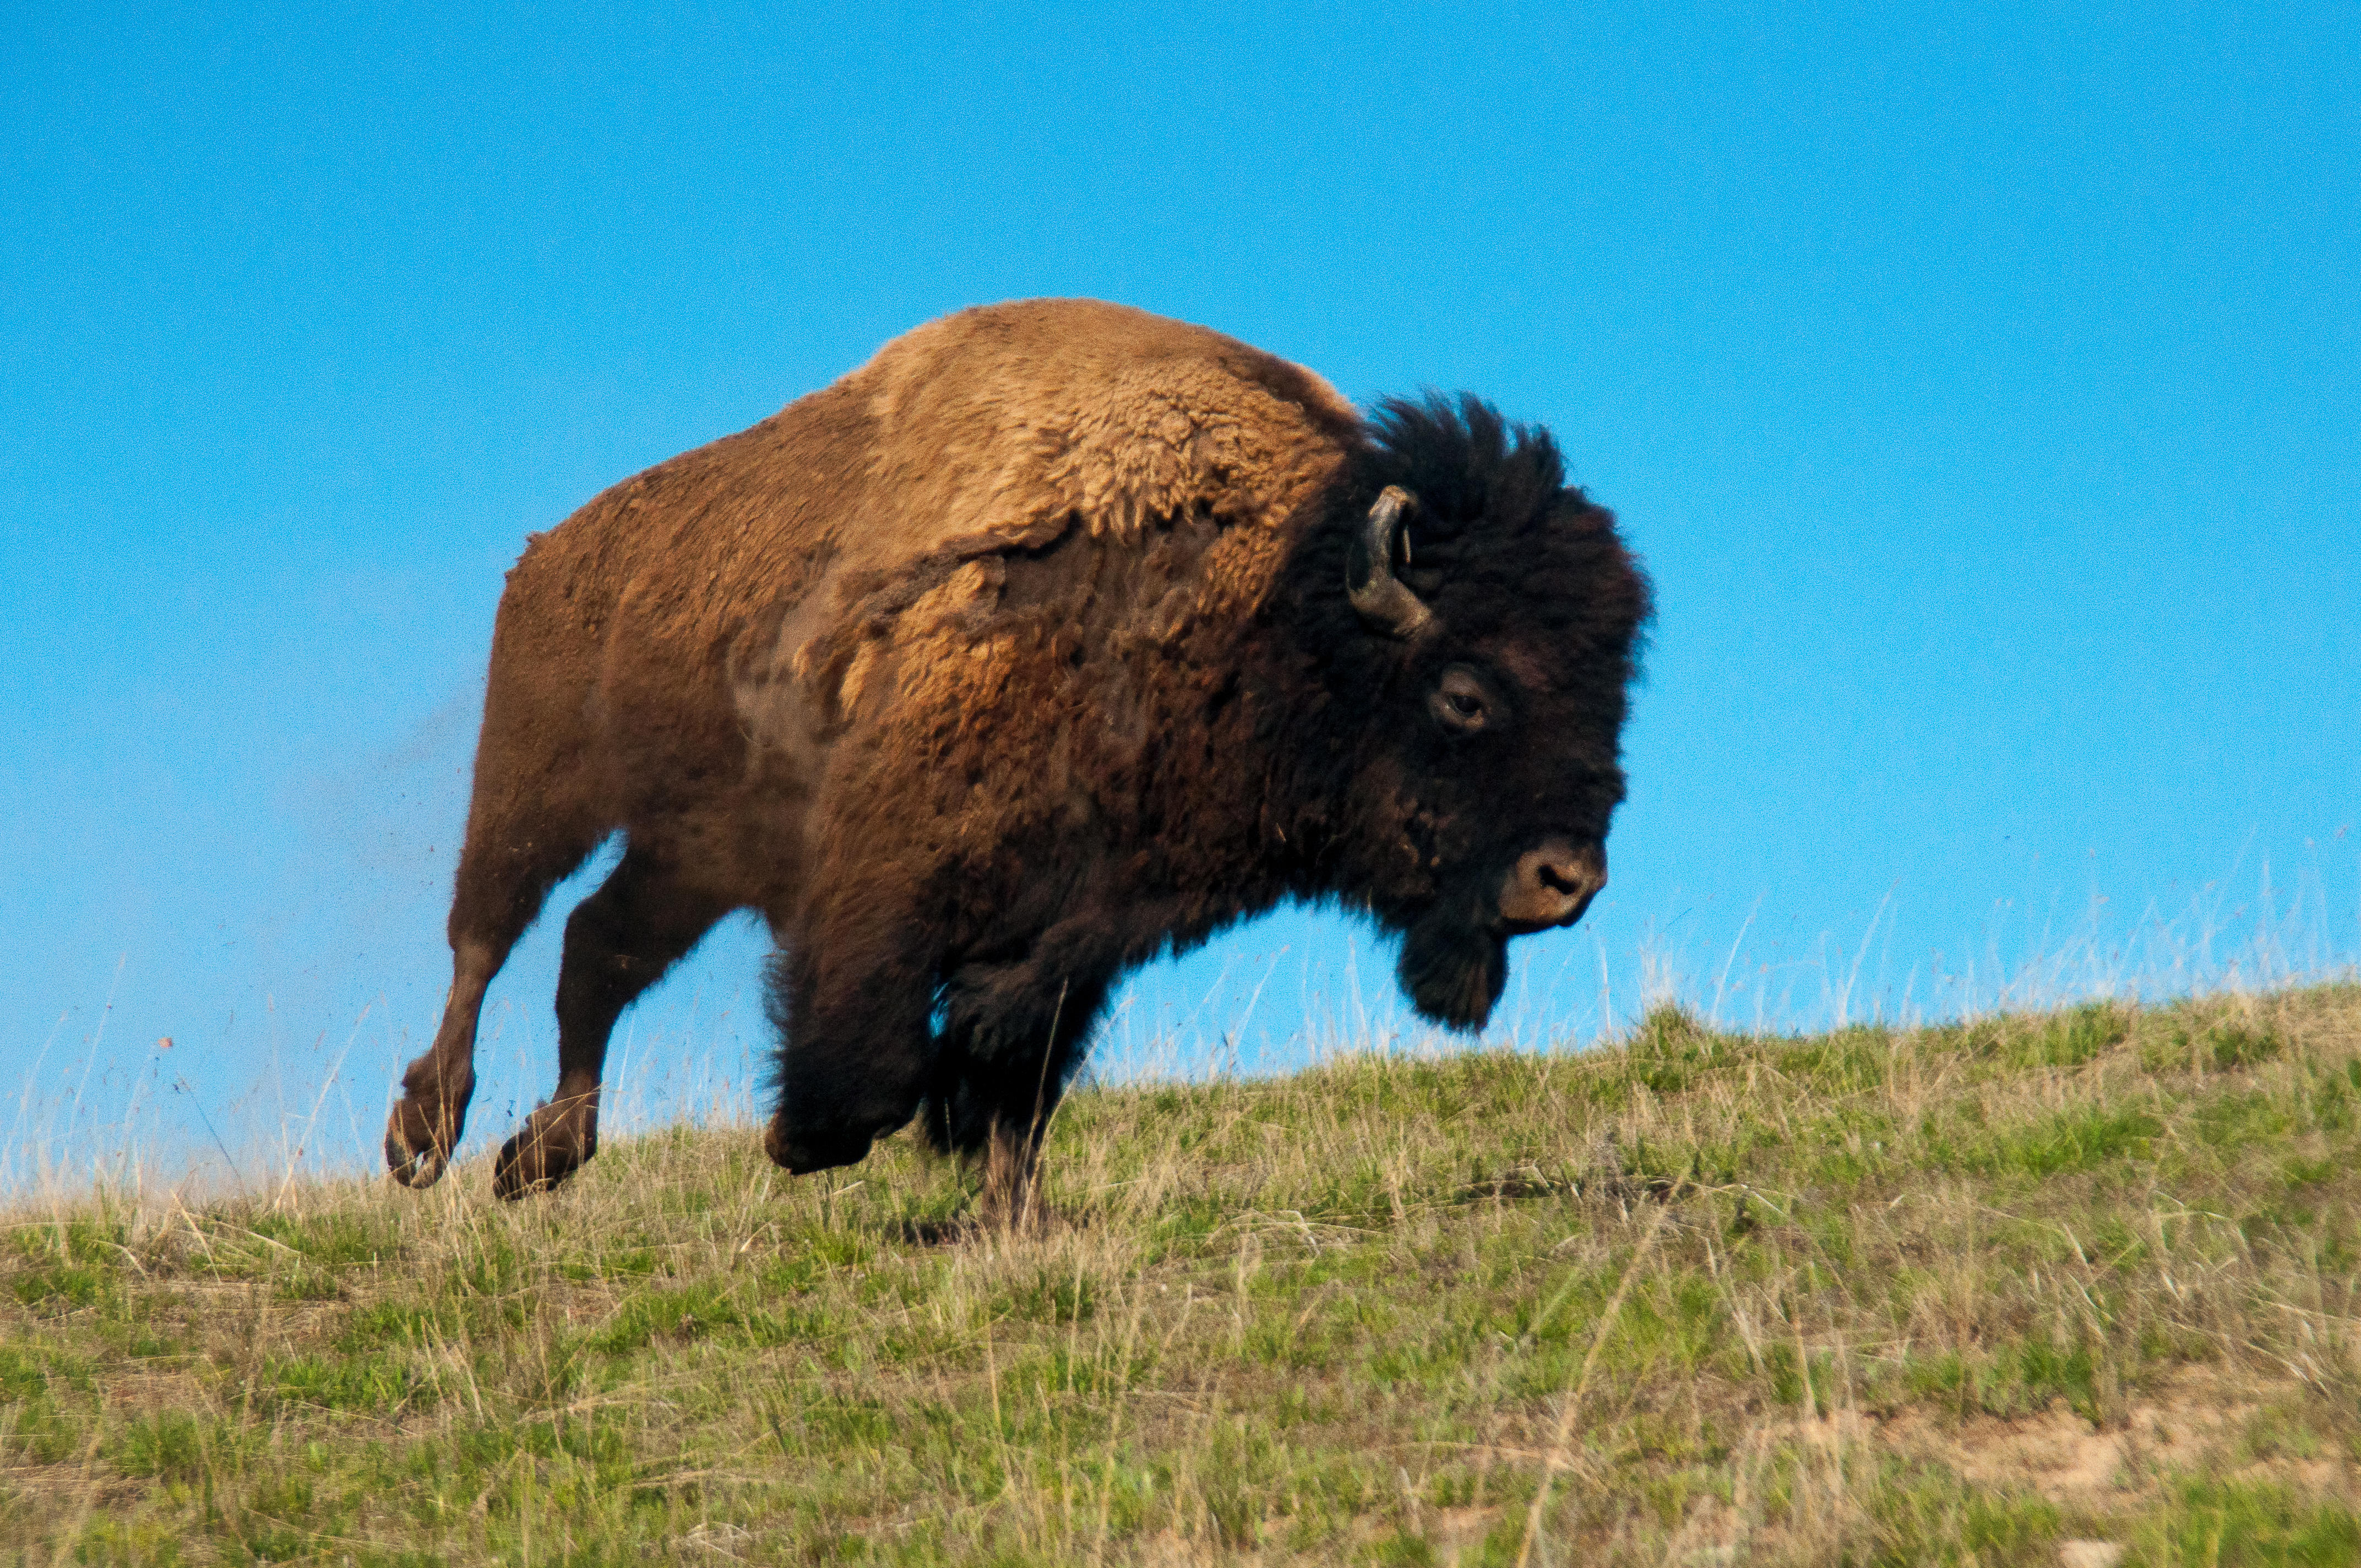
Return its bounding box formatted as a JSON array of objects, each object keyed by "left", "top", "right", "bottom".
[{"left": 5, "top": 984, "right": 2360, "bottom": 1565}]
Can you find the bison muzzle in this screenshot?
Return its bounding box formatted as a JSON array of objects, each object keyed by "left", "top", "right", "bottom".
[{"left": 383, "top": 298, "right": 1652, "bottom": 1218}]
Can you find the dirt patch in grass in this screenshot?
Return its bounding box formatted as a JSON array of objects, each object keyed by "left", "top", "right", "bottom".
[{"left": 1879, "top": 1363, "right": 2329, "bottom": 1505}]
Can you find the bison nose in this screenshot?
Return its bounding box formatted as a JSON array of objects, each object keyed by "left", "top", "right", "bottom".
[{"left": 1497, "top": 839, "right": 1607, "bottom": 933}]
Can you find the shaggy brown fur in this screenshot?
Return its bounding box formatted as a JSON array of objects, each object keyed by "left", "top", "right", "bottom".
[{"left": 383, "top": 298, "right": 1651, "bottom": 1212}]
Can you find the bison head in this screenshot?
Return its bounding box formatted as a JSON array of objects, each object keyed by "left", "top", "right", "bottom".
[{"left": 1279, "top": 395, "right": 1651, "bottom": 1031}]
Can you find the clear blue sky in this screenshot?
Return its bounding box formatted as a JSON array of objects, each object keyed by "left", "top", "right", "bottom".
[{"left": 6, "top": 1, "right": 2355, "bottom": 1184}]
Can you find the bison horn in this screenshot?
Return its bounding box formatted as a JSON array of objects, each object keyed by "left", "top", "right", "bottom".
[{"left": 1347, "top": 486, "right": 1434, "bottom": 638}]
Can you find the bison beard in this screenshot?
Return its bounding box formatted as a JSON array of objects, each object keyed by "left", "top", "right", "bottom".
[
  {"left": 1398, "top": 902, "right": 1510, "bottom": 1032},
  {"left": 380, "top": 299, "right": 1649, "bottom": 1217}
]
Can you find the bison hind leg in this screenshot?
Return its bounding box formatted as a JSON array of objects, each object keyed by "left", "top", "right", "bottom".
[{"left": 491, "top": 843, "right": 733, "bottom": 1200}]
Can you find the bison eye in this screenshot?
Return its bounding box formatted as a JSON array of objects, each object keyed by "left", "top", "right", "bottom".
[{"left": 1430, "top": 666, "right": 1493, "bottom": 734}]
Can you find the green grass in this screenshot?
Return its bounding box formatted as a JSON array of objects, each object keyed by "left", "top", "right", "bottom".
[{"left": 5, "top": 985, "right": 2360, "bottom": 1564}]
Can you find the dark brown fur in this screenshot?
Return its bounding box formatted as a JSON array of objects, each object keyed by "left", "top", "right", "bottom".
[{"left": 383, "top": 299, "right": 1651, "bottom": 1212}]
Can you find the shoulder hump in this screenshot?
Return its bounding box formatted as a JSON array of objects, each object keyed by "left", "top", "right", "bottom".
[{"left": 838, "top": 298, "right": 1363, "bottom": 558}]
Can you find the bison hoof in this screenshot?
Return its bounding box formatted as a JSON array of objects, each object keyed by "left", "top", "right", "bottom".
[
  {"left": 491, "top": 1129, "right": 583, "bottom": 1201},
  {"left": 384, "top": 1107, "right": 451, "bottom": 1189},
  {"left": 761, "top": 1117, "right": 874, "bottom": 1175}
]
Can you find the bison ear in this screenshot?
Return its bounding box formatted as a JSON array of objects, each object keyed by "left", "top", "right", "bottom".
[{"left": 1346, "top": 486, "right": 1435, "bottom": 639}]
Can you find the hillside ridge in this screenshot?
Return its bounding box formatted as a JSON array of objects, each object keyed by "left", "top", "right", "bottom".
[{"left": 7, "top": 986, "right": 2360, "bottom": 1565}]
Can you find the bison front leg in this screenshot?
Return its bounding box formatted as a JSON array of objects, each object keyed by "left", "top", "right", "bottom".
[
  {"left": 925, "top": 955, "right": 1113, "bottom": 1228},
  {"left": 978, "top": 1120, "right": 1047, "bottom": 1231},
  {"left": 760, "top": 930, "right": 938, "bottom": 1178}
]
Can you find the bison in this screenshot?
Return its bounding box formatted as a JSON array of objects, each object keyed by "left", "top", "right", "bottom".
[{"left": 384, "top": 298, "right": 1651, "bottom": 1216}]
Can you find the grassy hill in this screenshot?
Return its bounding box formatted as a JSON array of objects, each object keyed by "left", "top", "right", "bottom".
[{"left": 6, "top": 986, "right": 2361, "bottom": 1566}]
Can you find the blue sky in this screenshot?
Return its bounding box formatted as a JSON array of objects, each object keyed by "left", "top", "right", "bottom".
[{"left": 5, "top": 2, "right": 2356, "bottom": 1185}]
